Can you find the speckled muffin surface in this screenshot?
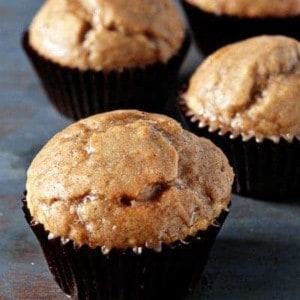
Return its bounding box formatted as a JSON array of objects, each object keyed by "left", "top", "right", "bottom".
[
  {"left": 183, "top": 35, "right": 300, "bottom": 142},
  {"left": 185, "top": 0, "right": 300, "bottom": 17},
  {"left": 26, "top": 110, "right": 233, "bottom": 250},
  {"left": 29, "top": 0, "right": 185, "bottom": 71}
]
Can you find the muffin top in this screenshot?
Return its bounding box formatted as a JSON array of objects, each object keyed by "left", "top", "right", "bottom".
[
  {"left": 183, "top": 36, "right": 300, "bottom": 142},
  {"left": 26, "top": 110, "right": 233, "bottom": 250},
  {"left": 29, "top": 0, "right": 185, "bottom": 71},
  {"left": 185, "top": 0, "right": 300, "bottom": 18}
]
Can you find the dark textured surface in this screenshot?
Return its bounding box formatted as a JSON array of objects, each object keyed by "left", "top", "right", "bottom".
[{"left": 0, "top": 1, "right": 299, "bottom": 300}]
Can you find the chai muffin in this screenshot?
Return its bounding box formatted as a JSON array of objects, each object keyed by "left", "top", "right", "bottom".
[
  {"left": 23, "top": 0, "right": 190, "bottom": 120},
  {"left": 180, "top": 35, "right": 300, "bottom": 200},
  {"left": 181, "top": 0, "right": 300, "bottom": 56},
  {"left": 23, "top": 110, "right": 233, "bottom": 299}
]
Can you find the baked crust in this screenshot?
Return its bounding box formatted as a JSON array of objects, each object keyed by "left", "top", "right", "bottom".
[
  {"left": 183, "top": 36, "right": 300, "bottom": 141},
  {"left": 26, "top": 110, "right": 233, "bottom": 249},
  {"left": 186, "top": 0, "right": 300, "bottom": 17},
  {"left": 29, "top": 0, "right": 184, "bottom": 71}
]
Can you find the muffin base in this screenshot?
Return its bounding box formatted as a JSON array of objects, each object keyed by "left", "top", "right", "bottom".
[
  {"left": 181, "top": 0, "right": 300, "bottom": 56},
  {"left": 179, "top": 100, "right": 300, "bottom": 200},
  {"left": 22, "top": 32, "right": 190, "bottom": 120},
  {"left": 22, "top": 197, "right": 229, "bottom": 300}
]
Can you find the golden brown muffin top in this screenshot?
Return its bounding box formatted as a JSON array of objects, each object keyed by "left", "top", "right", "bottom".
[
  {"left": 26, "top": 110, "right": 233, "bottom": 250},
  {"left": 183, "top": 36, "right": 300, "bottom": 142},
  {"left": 29, "top": 0, "right": 184, "bottom": 71},
  {"left": 186, "top": 0, "right": 300, "bottom": 17}
]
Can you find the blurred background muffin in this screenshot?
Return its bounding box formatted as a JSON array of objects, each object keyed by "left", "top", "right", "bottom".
[
  {"left": 179, "top": 35, "right": 300, "bottom": 200},
  {"left": 23, "top": 110, "right": 233, "bottom": 299},
  {"left": 181, "top": 0, "right": 300, "bottom": 56},
  {"left": 23, "top": 0, "right": 190, "bottom": 119}
]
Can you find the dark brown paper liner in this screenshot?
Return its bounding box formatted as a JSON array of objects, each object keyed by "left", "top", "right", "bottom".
[
  {"left": 179, "top": 100, "right": 300, "bottom": 200},
  {"left": 181, "top": 0, "right": 300, "bottom": 56},
  {"left": 22, "top": 197, "right": 229, "bottom": 300},
  {"left": 22, "top": 32, "right": 190, "bottom": 120}
]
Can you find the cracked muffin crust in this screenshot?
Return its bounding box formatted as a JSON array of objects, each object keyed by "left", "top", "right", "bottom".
[
  {"left": 29, "top": 0, "right": 185, "bottom": 71},
  {"left": 183, "top": 35, "right": 300, "bottom": 141},
  {"left": 185, "top": 0, "right": 300, "bottom": 18},
  {"left": 26, "top": 110, "right": 233, "bottom": 250}
]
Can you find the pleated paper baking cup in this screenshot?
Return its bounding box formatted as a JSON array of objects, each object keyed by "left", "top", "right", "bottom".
[
  {"left": 22, "top": 196, "right": 229, "bottom": 300},
  {"left": 181, "top": 0, "right": 300, "bottom": 56},
  {"left": 22, "top": 32, "right": 190, "bottom": 120},
  {"left": 179, "top": 99, "right": 300, "bottom": 200}
]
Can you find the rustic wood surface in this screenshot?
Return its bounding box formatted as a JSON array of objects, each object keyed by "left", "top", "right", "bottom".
[{"left": 0, "top": 1, "right": 299, "bottom": 299}]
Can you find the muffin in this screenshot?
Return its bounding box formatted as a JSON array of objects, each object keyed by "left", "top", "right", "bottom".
[
  {"left": 23, "top": 110, "right": 234, "bottom": 299},
  {"left": 23, "top": 0, "right": 190, "bottom": 120},
  {"left": 181, "top": 0, "right": 300, "bottom": 56},
  {"left": 179, "top": 35, "right": 300, "bottom": 200}
]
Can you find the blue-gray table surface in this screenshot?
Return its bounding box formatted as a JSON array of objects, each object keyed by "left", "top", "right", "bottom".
[{"left": 0, "top": 1, "right": 299, "bottom": 299}]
